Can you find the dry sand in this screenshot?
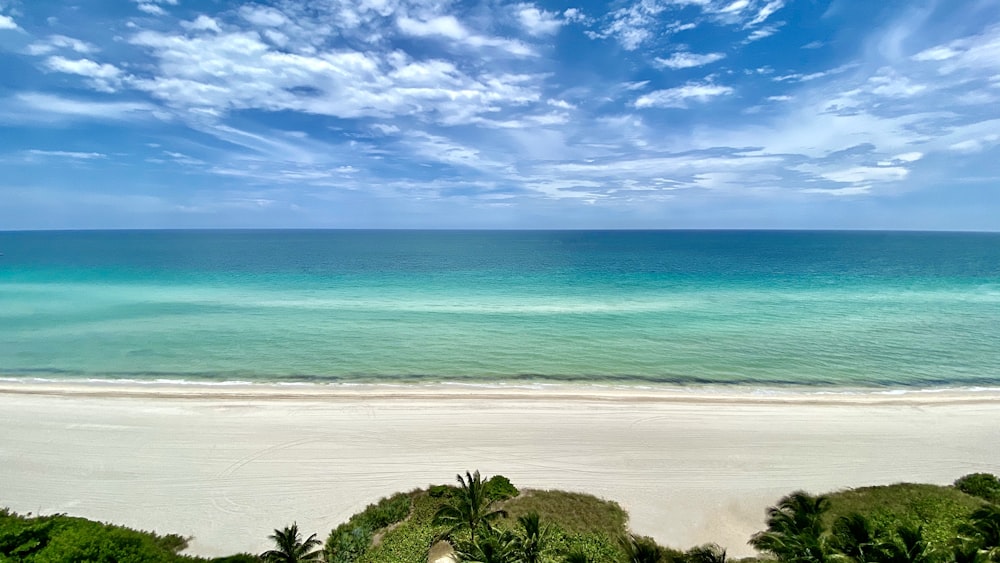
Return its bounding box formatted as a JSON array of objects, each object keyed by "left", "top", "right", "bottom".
[{"left": 1, "top": 381, "right": 999, "bottom": 558}]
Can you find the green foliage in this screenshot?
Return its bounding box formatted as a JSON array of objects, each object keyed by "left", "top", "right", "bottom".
[
  {"left": 502, "top": 490, "right": 627, "bottom": 536},
  {"left": 516, "top": 512, "right": 549, "bottom": 563},
  {"left": 955, "top": 474, "right": 1000, "bottom": 505},
  {"left": 261, "top": 523, "right": 321, "bottom": 562},
  {"left": 749, "top": 491, "right": 832, "bottom": 563},
  {"left": 357, "top": 492, "right": 450, "bottom": 563},
  {"left": 0, "top": 510, "right": 203, "bottom": 563},
  {"left": 430, "top": 485, "right": 456, "bottom": 499},
  {"left": 484, "top": 476, "right": 520, "bottom": 502},
  {"left": 210, "top": 554, "right": 261, "bottom": 562},
  {"left": 454, "top": 527, "right": 522, "bottom": 563},
  {"left": 960, "top": 504, "right": 1000, "bottom": 558},
  {"left": 825, "top": 483, "right": 984, "bottom": 548},
  {"left": 622, "top": 534, "right": 664, "bottom": 563},
  {"left": 433, "top": 471, "right": 508, "bottom": 544},
  {"left": 325, "top": 492, "right": 414, "bottom": 563},
  {"left": 686, "top": 544, "right": 728, "bottom": 563}
]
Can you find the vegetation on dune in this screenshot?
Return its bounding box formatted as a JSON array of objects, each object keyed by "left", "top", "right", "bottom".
[
  {"left": 3, "top": 472, "right": 998, "bottom": 563},
  {"left": 748, "top": 477, "right": 999, "bottom": 563},
  {"left": 262, "top": 523, "right": 322, "bottom": 563},
  {"left": 434, "top": 470, "right": 511, "bottom": 545},
  {"left": 955, "top": 475, "right": 1000, "bottom": 506}
]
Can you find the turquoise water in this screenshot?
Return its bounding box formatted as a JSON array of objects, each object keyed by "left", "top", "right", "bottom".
[{"left": 1, "top": 230, "right": 999, "bottom": 388}]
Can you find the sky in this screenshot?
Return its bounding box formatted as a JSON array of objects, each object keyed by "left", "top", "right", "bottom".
[{"left": 0, "top": 0, "right": 998, "bottom": 230}]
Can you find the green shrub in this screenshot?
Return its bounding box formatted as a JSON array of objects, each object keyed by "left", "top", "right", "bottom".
[
  {"left": 428, "top": 485, "right": 454, "bottom": 498},
  {"left": 210, "top": 554, "right": 261, "bottom": 562},
  {"left": 325, "top": 492, "right": 414, "bottom": 563},
  {"left": 954, "top": 473, "right": 1000, "bottom": 504},
  {"left": 484, "top": 475, "right": 519, "bottom": 501}
]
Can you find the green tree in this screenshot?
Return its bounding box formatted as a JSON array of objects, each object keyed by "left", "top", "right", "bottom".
[
  {"left": 455, "top": 527, "right": 523, "bottom": 563},
  {"left": 749, "top": 492, "right": 832, "bottom": 563},
  {"left": 516, "top": 512, "right": 549, "bottom": 563},
  {"left": 876, "top": 525, "right": 937, "bottom": 563},
  {"left": 830, "top": 513, "right": 881, "bottom": 563},
  {"left": 961, "top": 504, "right": 1000, "bottom": 561},
  {"left": 622, "top": 535, "right": 662, "bottom": 563},
  {"left": 261, "top": 523, "right": 321, "bottom": 563},
  {"left": 953, "top": 543, "right": 992, "bottom": 563},
  {"left": 686, "top": 543, "right": 728, "bottom": 563},
  {"left": 434, "top": 470, "right": 509, "bottom": 545}
]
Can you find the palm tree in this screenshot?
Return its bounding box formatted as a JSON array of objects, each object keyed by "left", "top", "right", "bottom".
[
  {"left": 961, "top": 504, "right": 1000, "bottom": 560},
  {"left": 830, "top": 513, "right": 881, "bottom": 563},
  {"left": 455, "top": 527, "right": 523, "bottom": 563},
  {"left": 687, "top": 543, "right": 728, "bottom": 563},
  {"left": 434, "top": 470, "right": 509, "bottom": 544},
  {"left": 876, "top": 524, "right": 936, "bottom": 563},
  {"left": 953, "top": 542, "right": 992, "bottom": 563},
  {"left": 622, "top": 534, "right": 663, "bottom": 563},
  {"left": 749, "top": 491, "right": 832, "bottom": 563},
  {"left": 260, "top": 523, "right": 322, "bottom": 563},
  {"left": 517, "top": 512, "right": 549, "bottom": 563}
]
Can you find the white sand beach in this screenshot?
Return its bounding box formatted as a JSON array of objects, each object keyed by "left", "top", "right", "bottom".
[{"left": 1, "top": 382, "right": 999, "bottom": 558}]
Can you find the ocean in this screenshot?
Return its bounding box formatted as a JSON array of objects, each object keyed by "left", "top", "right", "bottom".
[{"left": 1, "top": 230, "right": 998, "bottom": 389}]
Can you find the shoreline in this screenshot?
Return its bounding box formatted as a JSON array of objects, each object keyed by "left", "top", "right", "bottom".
[
  {"left": 2, "top": 382, "right": 999, "bottom": 558},
  {"left": 3, "top": 378, "right": 1000, "bottom": 405}
]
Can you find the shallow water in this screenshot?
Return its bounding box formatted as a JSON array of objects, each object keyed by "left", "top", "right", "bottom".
[{"left": 2, "top": 230, "right": 999, "bottom": 388}]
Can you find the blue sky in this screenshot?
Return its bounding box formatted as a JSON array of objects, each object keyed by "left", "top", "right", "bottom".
[{"left": 0, "top": 0, "right": 998, "bottom": 229}]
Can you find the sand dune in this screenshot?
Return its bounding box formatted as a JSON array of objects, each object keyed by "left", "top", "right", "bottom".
[{"left": 1, "top": 382, "right": 999, "bottom": 558}]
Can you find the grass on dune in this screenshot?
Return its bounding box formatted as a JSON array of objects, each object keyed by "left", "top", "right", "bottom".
[{"left": 824, "top": 482, "right": 985, "bottom": 546}]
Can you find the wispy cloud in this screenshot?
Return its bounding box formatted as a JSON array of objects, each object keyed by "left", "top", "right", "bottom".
[
  {"left": 2, "top": 0, "right": 999, "bottom": 228},
  {"left": 634, "top": 81, "right": 734, "bottom": 108},
  {"left": 655, "top": 51, "right": 726, "bottom": 69}
]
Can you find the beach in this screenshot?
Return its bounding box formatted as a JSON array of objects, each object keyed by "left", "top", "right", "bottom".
[{"left": 2, "top": 382, "right": 998, "bottom": 558}]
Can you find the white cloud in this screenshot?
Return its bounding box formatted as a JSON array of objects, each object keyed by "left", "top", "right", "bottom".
[
  {"left": 634, "top": 82, "right": 734, "bottom": 108},
  {"left": 767, "top": 95, "right": 792, "bottom": 102},
  {"left": 27, "top": 35, "right": 97, "bottom": 55},
  {"left": 25, "top": 149, "right": 107, "bottom": 159},
  {"left": 1, "top": 93, "right": 158, "bottom": 123},
  {"left": 182, "top": 15, "right": 222, "bottom": 33},
  {"left": 800, "top": 185, "right": 872, "bottom": 196},
  {"left": 562, "top": 8, "right": 587, "bottom": 23},
  {"left": 746, "top": 24, "right": 780, "bottom": 42},
  {"left": 912, "top": 46, "right": 958, "bottom": 62},
  {"left": 137, "top": 4, "right": 166, "bottom": 16},
  {"left": 548, "top": 99, "right": 576, "bottom": 110},
  {"left": 654, "top": 51, "right": 725, "bottom": 69},
  {"left": 948, "top": 134, "right": 1000, "bottom": 153},
  {"left": 892, "top": 152, "right": 923, "bottom": 163},
  {"left": 720, "top": 0, "right": 749, "bottom": 14},
  {"left": 868, "top": 70, "right": 926, "bottom": 97},
  {"left": 239, "top": 6, "right": 289, "bottom": 28},
  {"left": 127, "top": 29, "right": 541, "bottom": 125},
  {"left": 822, "top": 166, "right": 909, "bottom": 184},
  {"left": 592, "top": 0, "right": 666, "bottom": 50},
  {"left": 747, "top": 0, "right": 784, "bottom": 26},
  {"left": 133, "top": 0, "right": 176, "bottom": 16},
  {"left": 404, "top": 131, "right": 512, "bottom": 171},
  {"left": 911, "top": 25, "right": 1000, "bottom": 74},
  {"left": 44, "top": 57, "right": 124, "bottom": 92},
  {"left": 0, "top": 14, "right": 18, "bottom": 29},
  {"left": 516, "top": 4, "right": 563, "bottom": 36},
  {"left": 397, "top": 15, "right": 534, "bottom": 57}
]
